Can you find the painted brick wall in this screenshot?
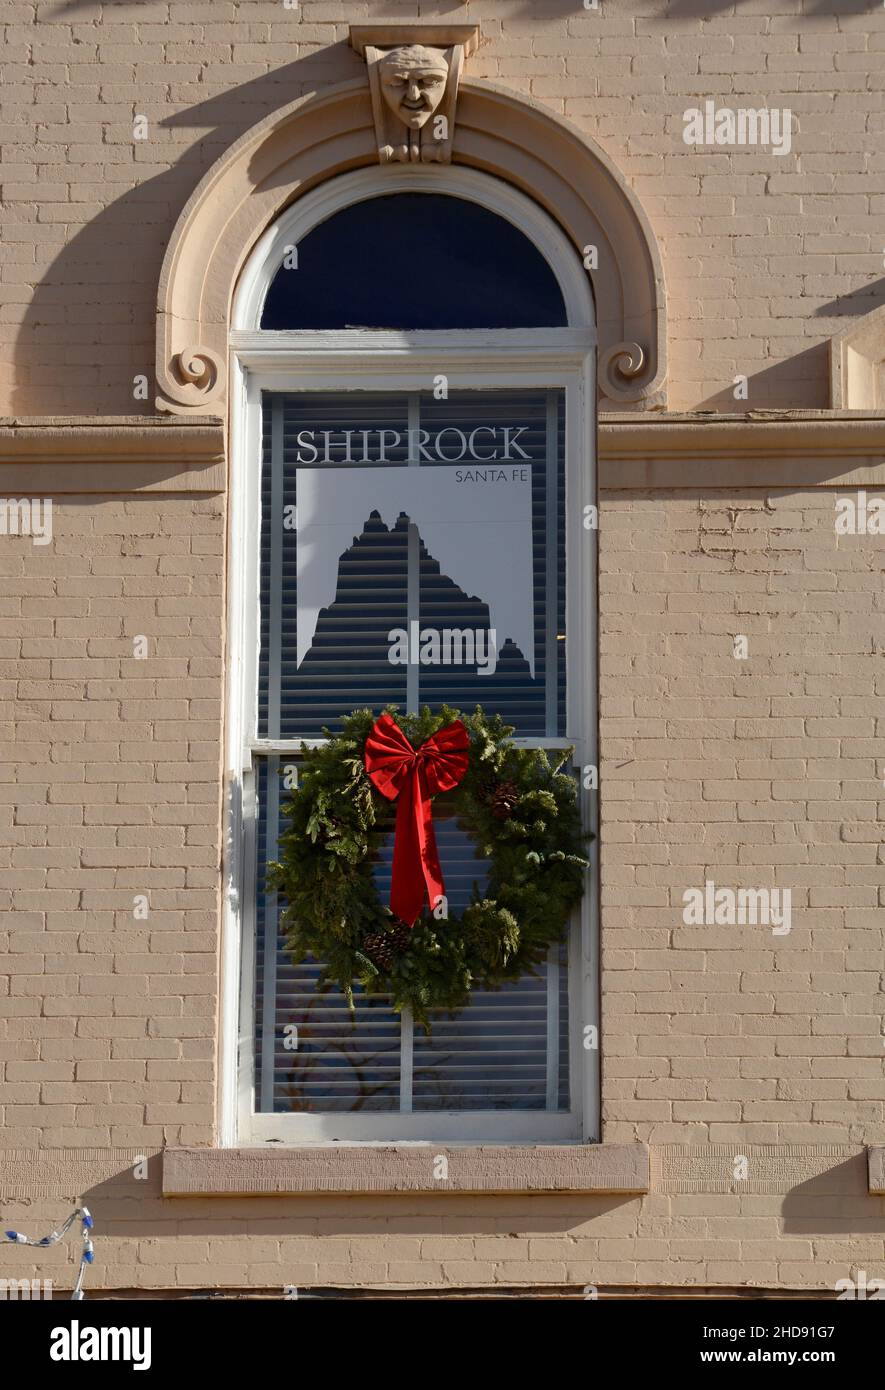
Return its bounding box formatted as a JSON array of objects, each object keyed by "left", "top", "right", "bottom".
[
  {"left": 2, "top": 469, "right": 883, "bottom": 1293},
  {"left": 2, "top": 1, "right": 884, "bottom": 413},
  {"left": 2, "top": 2, "right": 885, "bottom": 1297},
  {"left": 1, "top": 1179, "right": 879, "bottom": 1294},
  {"left": 0, "top": 491, "right": 224, "bottom": 1149},
  {"left": 599, "top": 485, "right": 885, "bottom": 1148}
]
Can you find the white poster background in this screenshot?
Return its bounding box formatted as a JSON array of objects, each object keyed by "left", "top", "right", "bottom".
[{"left": 295, "top": 466, "right": 535, "bottom": 676}]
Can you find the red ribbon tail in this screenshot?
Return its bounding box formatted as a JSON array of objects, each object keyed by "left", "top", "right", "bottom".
[{"left": 389, "top": 764, "right": 445, "bottom": 927}]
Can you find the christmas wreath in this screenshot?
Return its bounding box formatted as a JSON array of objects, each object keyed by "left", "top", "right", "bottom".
[{"left": 267, "top": 705, "right": 590, "bottom": 1024}]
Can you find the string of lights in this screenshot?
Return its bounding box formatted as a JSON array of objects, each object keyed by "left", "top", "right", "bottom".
[{"left": 3, "top": 1206, "right": 94, "bottom": 1300}]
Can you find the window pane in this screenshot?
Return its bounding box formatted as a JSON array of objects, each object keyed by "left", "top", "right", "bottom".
[
  {"left": 254, "top": 766, "right": 570, "bottom": 1114},
  {"left": 412, "top": 940, "right": 570, "bottom": 1112},
  {"left": 253, "top": 384, "right": 573, "bottom": 1121},
  {"left": 254, "top": 756, "right": 402, "bottom": 1114},
  {"left": 260, "top": 193, "right": 568, "bottom": 330},
  {"left": 257, "top": 395, "right": 411, "bottom": 738},
  {"left": 415, "top": 390, "right": 566, "bottom": 737},
  {"left": 257, "top": 389, "right": 566, "bottom": 740}
]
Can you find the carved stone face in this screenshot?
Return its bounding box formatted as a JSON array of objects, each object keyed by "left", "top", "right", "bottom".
[{"left": 378, "top": 45, "right": 449, "bottom": 130}]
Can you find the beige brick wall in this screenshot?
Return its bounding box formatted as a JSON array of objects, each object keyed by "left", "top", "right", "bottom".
[
  {"left": 2, "top": 2, "right": 884, "bottom": 412},
  {"left": 599, "top": 485, "right": 885, "bottom": 1149},
  {"left": 0, "top": 491, "right": 224, "bottom": 1150},
  {"left": 1, "top": 463, "right": 883, "bottom": 1293},
  {"left": 2, "top": 3, "right": 885, "bottom": 1297},
  {"left": 0, "top": 1171, "right": 879, "bottom": 1293}
]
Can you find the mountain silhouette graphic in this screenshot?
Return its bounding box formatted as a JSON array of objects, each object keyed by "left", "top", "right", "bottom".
[{"left": 289, "top": 513, "right": 541, "bottom": 728}]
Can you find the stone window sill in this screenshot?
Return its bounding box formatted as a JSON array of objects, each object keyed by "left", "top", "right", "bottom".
[{"left": 162, "top": 1143, "right": 649, "bottom": 1197}]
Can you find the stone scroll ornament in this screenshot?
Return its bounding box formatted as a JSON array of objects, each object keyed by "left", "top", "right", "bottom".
[
  {"left": 267, "top": 705, "right": 590, "bottom": 1025},
  {"left": 353, "top": 28, "right": 480, "bottom": 164}
]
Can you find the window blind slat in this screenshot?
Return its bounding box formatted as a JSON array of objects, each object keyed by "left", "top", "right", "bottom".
[{"left": 253, "top": 388, "right": 570, "bottom": 1117}]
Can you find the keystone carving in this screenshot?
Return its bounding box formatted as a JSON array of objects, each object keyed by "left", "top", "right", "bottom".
[{"left": 350, "top": 26, "right": 480, "bottom": 165}]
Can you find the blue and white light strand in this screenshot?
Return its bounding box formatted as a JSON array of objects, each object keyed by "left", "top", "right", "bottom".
[{"left": 2, "top": 1206, "right": 94, "bottom": 1300}]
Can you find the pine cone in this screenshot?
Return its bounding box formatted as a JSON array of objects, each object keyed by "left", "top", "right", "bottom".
[
  {"left": 362, "top": 919, "right": 412, "bottom": 971},
  {"left": 389, "top": 917, "right": 412, "bottom": 953},
  {"left": 362, "top": 933, "right": 395, "bottom": 971},
  {"left": 489, "top": 778, "right": 519, "bottom": 820},
  {"left": 476, "top": 775, "right": 497, "bottom": 804}
]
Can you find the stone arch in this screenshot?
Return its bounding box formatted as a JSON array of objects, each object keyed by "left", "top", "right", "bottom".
[{"left": 155, "top": 76, "right": 667, "bottom": 414}]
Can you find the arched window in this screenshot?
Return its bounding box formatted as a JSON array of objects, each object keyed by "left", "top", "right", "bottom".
[
  {"left": 260, "top": 193, "right": 568, "bottom": 330},
  {"left": 228, "top": 167, "right": 597, "bottom": 1143}
]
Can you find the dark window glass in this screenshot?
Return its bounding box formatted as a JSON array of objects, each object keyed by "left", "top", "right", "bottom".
[
  {"left": 257, "top": 390, "right": 566, "bottom": 740},
  {"left": 260, "top": 194, "right": 568, "bottom": 330}
]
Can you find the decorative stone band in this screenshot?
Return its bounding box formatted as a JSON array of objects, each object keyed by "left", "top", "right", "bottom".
[
  {"left": 5, "top": 412, "right": 883, "bottom": 496},
  {"left": 0, "top": 1149, "right": 152, "bottom": 1201},
  {"left": 0, "top": 417, "right": 225, "bottom": 493},
  {"left": 653, "top": 1145, "right": 868, "bottom": 1195},
  {"left": 1, "top": 1146, "right": 881, "bottom": 1201},
  {"left": 598, "top": 411, "right": 885, "bottom": 491},
  {"left": 162, "top": 1145, "right": 650, "bottom": 1197}
]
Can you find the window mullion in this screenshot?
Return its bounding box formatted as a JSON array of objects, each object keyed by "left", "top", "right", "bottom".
[
  {"left": 258, "top": 399, "right": 286, "bottom": 1113},
  {"left": 399, "top": 392, "right": 422, "bottom": 1112},
  {"left": 259, "top": 753, "right": 281, "bottom": 1112},
  {"left": 545, "top": 941, "right": 560, "bottom": 1111},
  {"left": 267, "top": 396, "right": 284, "bottom": 742},
  {"left": 545, "top": 388, "right": 559, "bottom": 737}
]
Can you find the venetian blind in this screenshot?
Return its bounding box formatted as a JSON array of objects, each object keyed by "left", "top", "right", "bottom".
[{"left": 253, "top": 388, "right": 570, "bottom": 1116}]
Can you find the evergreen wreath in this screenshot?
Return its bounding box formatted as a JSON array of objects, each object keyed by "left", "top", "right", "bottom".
[{"left": 267, "top": 705, "right": 590, "bottom": 1025}]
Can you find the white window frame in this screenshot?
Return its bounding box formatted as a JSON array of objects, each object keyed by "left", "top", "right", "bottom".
[{"left": 220, "top": 165, "right": 599, "bottom": 1146}]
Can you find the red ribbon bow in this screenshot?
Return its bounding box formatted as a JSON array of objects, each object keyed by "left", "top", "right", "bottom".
[{"left": 364, "top": 713, "right": 470, "bottom": 927}]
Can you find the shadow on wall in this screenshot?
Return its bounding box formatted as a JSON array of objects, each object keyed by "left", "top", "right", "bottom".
[
  {"left": 782, "top": 1154, "right": 882, "bottom": 1237},
  {"left": 815, "top": 279, "right": 885, "bottom": 321},
  {"left": 12, "top": 46, "right": 358, "bottom": 416},
  {"left": 16, "top": 6, "right": 880, "bottom": 415},
  {"left": 697, "top": 345, "right": 830, "bottom": 412},
  {"left": 5, "top": 1157, "right": 883, "bottom": 1292},
  {"left": 42, "top": 1166, "right": 643, "bottom": 1293},
  {"left": 656, "top": 0, "right": 872, "bottom": 17},
  {"left": 365, "top": 0, "right": 878, "bottom": 16}
]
